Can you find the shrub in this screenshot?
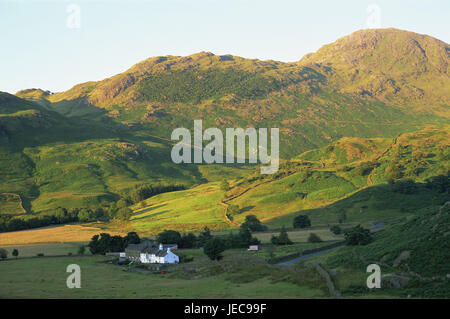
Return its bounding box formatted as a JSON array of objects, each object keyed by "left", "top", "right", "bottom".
[
  {"left": 156, "top": 230, "right": 182, "bottom": 245},
  {"left": 344, "top": 225, "right": 372, "bottom": 246},
  {"left": 307, "top": 233, "right": 323, "bottom": 243},
  {"left": 271, "top": 226, "right": 293, "bottom": 245},
  {"left": 204, "top": 238, "right": 226, "bottom": 261},
  {"left": 116, "top": 207, "right": 132, "bottom": 221},
  {"left": 125, "top": 232, "right": 141, "bottom": 244},
  {"left": 330, "top": 225, "right": 342, "bottom": 235},
  {"left": 0, "top": 248, "right": 7, "bottom": 260},
  {"left": 293, "top": 215, "right": 311, "bottom": 228},
  {"left": 240, "top": 215, "right": 267, "bottom": 232},
  {"left": 180, "top": 233, "right": 197, "bottom": 248}
]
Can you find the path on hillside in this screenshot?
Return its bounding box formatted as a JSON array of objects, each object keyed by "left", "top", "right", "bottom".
[{"left": 276, "top": 247, "right": 340, "bottom": 266}]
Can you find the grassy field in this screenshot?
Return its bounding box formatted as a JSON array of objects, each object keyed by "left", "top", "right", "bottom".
[
  {"left": 0, "top": 255, "right": 326, "bottom": 298},
  {"left": 130, "top": 183, "right": 230, "bottom": 235},
  {"left": 0, "top": 224, "right": 125, "bottom": 246},
  {"left": 0, "top": 242, "right": 89, "bottom": 257},
  {"left": 252, "top": 229, "right": 341, "bottom": 243}
]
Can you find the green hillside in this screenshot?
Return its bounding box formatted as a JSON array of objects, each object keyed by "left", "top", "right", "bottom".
[
  {"left": 303, "top": 202, "right": 450, "bottom": 298},
  {"left": 123, "top": 124, "right": 448, "bottom": 234},
  {"left": 17, "top": 29, "right": 449, "bottom": 160},
  {"left": 0, "top": 28, "right": 448, "bottom": 233},
  {"left": 0, "top": 92, "right": 250, "bottom": 215}
]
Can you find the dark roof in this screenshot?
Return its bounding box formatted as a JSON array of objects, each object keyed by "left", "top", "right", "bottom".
[
  {"left": 155, "top": 250, "right": 169, "bottom": 257},
  {"left": 125, "top": 240, "right": 156, "bottom": 253}
]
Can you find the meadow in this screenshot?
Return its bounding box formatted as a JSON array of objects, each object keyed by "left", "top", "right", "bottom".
[
  {"left": 0, "top": 254, "right": 326, "bottom": 299},
  {"left": 0, "top": 224, "right": 125, "bottom": 246}
]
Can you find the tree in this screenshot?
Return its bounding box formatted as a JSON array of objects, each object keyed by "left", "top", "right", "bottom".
[
  {"left": 197, "top": 226, "right": 212, "bottom": 247},
  {"left": 77, "top": 246, "right": 85, "bottom": 256},
  {"left": 180, "top": 233, "right": 197, "bottom": 248},
  {"left": 54, "top": 207, "right": 68, "bottom": 223},
  {"left": 344, "top": 225, "right": 372, "bottom": 246},
  {"left": 116, "top": 207, "right": 132, "bottom": 221},
  {"left": 203, "top": 238, "right": 226, "bottom": 261},
  {"left": 78, "top": 208, "right": 94, "bottom": 222},
  {"left": 272, "top": 226, "right": 293, "bottom": 245},
  {"left": 156, "top": 230, "right": 182, "bottom": 245},
  {"left": 12, "top": 248, "right": 19, "bottom": 259},
  {"left": 116, "top": 198, "right": 130, "bottom": 209},
  {"left": 241, "top": 215, "right": 266, "bottom": 232},
  {"left": 220, "top": 179, "right": 230, "bottom": 191},
  {"left": 307, "top": 233, "right": 322, "bottom": 243},
  {"left": 94, "top": 207, "right": 106, "bottom": 220},
  {"left": 237, "top": 225, "right": 260, "bottom": 247},
  {"left": 293, "top": 215, "right": 311, "bottom": 228},
  {"left": 330, "top": 225, "right": 342, "bottom": 235},
  {"left": 125, "top": 232, "right": 140, "bottom": 244},
  {"left": 0, "top": 248, "right": 7, "bottom": 260},
  {"left": 278, "top": 226, "right": 293, "bottom": 245}
]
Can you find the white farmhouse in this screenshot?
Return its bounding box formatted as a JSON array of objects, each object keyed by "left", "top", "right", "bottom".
[
  {"left": 124, "top": 241, "right": 179, "bottom": 264},
  {"left": 140, "top": 245, "right": 179, "bottom": 264}
]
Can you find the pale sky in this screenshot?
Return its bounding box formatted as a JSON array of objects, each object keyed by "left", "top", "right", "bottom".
[{"left": 0, "top": 0, "right": 449, "bottom": 94}]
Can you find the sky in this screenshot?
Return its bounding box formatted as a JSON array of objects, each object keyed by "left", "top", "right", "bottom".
[{"left": 0, "top": 0, "right": 449, "bottom": 94}]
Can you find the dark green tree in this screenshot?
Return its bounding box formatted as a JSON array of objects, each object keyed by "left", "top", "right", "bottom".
[
  {"left": 344, "top": 225, "right": 373, "bottom": 246},
  {"left": 197, "top": 226, "right": 212, "bottom": 247},
  {"left": 272, "top": 226, "right": 293, "bottom": 245},
  {"left": 203, "top": 238, "right": 226, "bottom": 261},
  {"left": 12, "top": 248, "right": 19, "bottom": 259},
  {"left": 0, "top": 248, "right": 8, "bottom": 260},
  {"left": 241, "top": 215, "right": 266, "bottom": 232},
  {"left": 54, "top": 207, "right": 68, "bottom": 223},
  {"left": 156, "top": 230, "right": 182, "bottom": 245},
  {"left": 307, "top": 233, "right": 322, "bottom": 243},
  {"left": 125, "top": 231, "right": 141, "bottom": 244},
  {"left": 116, "top": 207, "right": 132, "bottom": 221},
  {"left": 78, "top": 208, "right": 94, "bottom": 222},
  {"left": 180, "top": 233, "right": 197, "bottom": 248},
  {"left": 330, "top": 225, "right": 342, "bottom": 235},
  {"left": 293, "top": 215, "right": 311, "bottom": 228}
]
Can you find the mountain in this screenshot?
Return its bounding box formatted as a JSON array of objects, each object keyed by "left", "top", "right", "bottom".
[
  {"left": 45, "top": 29, "right": 449, "bottom": 110},
  {"left": 1, "top": 28, "right": 449, "bottom": 217},
  {"left": 299, "top": 28, "right": 449, "bottom": 107},
  {"left": 16, "top": 29, "right": 446, "bottom": 159}
]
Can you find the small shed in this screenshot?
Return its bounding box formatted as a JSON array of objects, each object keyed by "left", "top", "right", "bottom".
[{"left": 248, "top": 245, "right": 259, "bottom": 251}]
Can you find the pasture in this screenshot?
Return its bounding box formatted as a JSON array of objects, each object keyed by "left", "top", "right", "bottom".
[
  {"left": 0, "top": 224, "right": 125, "bottom": 246},
  {"left": 0, "top": 255, "right": 326, "bottom": 298}
]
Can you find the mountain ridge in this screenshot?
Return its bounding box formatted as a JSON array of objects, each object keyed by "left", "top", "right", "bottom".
[{"left": 16, "top": 28, "right": 449, "bottom": 112}]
